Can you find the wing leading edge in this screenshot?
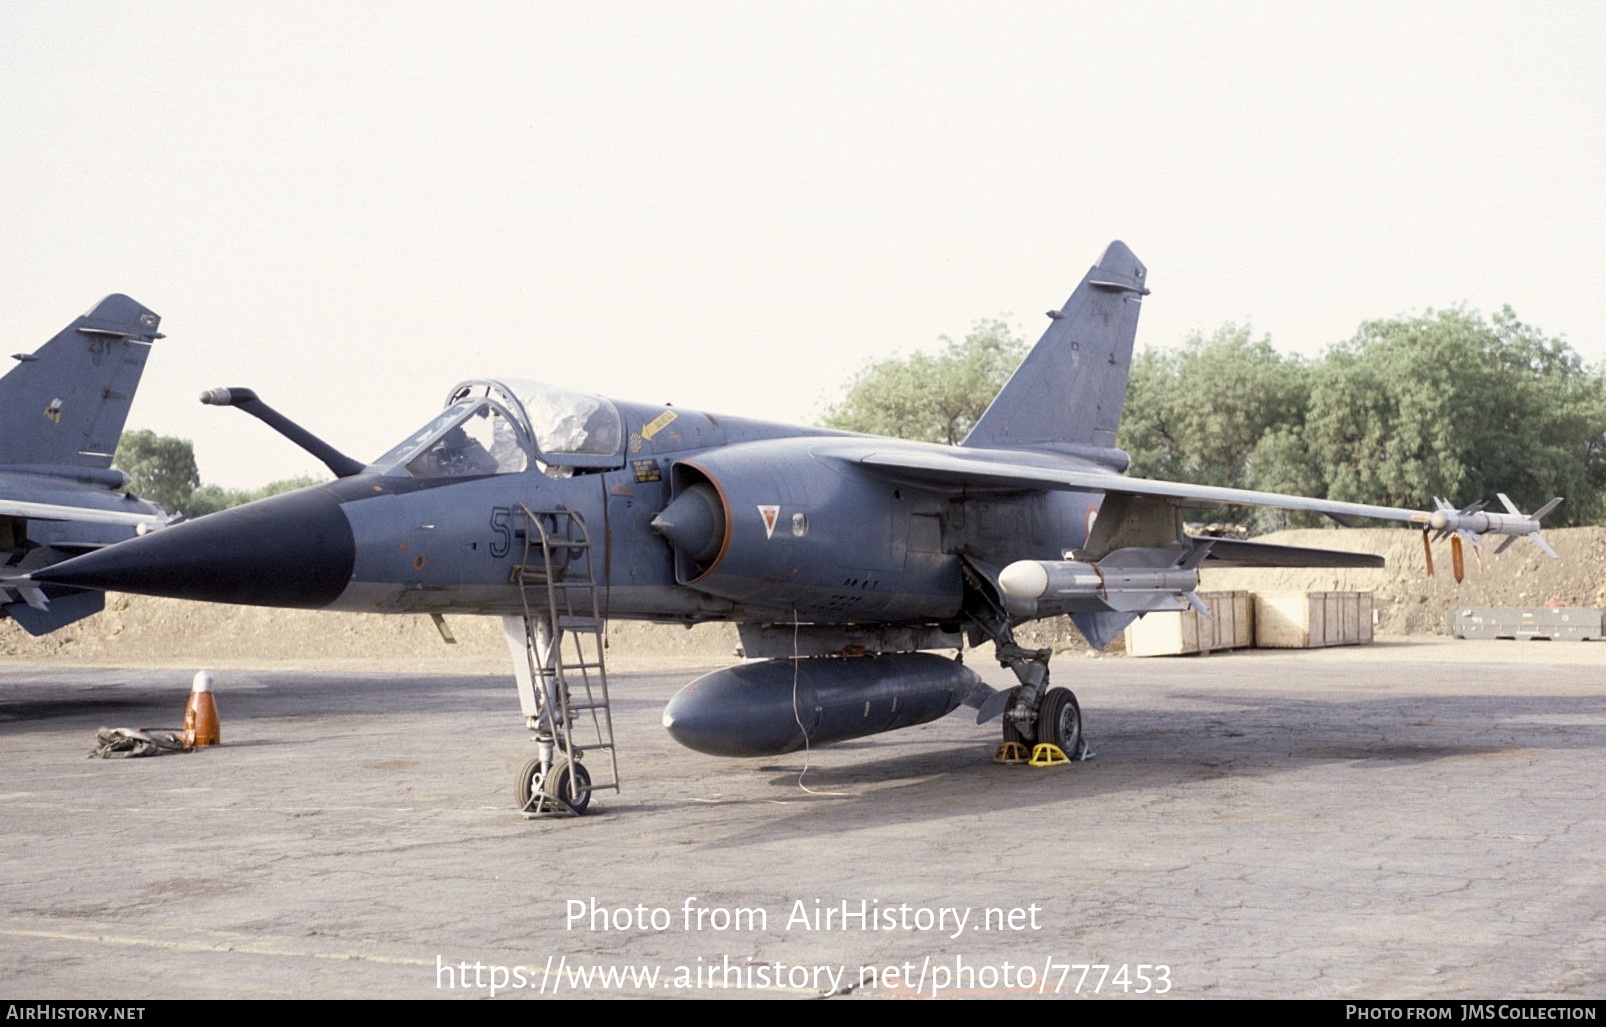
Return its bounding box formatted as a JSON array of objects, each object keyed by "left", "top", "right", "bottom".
[
  {"left": 0, "top": 497, "right": 168, "bottom": 529},
  {"left": 843, "top": 446, "right": 1558, "bottom": 555},
  {"left": 851, "top": 447, "right": 1432, "bottom": 521}
]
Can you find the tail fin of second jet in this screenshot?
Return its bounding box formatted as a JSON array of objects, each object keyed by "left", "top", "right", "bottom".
[
  {"left": 962, "top": 241, "right": 1147, "bottom": 456},
  {"left": 0, "top": 295, "right": 163, "bottom": 469}
]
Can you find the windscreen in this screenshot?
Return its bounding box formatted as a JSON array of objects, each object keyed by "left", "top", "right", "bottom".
[{"left": 370, "top": 400, "right": 529, "bottom": 478}]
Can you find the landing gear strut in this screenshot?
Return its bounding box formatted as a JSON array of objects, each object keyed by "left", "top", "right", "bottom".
[
  {"left": 973, "top": 617, "right": 1091, "bottom": 761},
  {"left": 506, "top": 612, "right": 601, "bottom": 817},
  {"left": 996, "top": 645, "right": 1087, "bottom": 758},
  {"left": 503, "top": 506, "right": 620, "bottom": 819}
]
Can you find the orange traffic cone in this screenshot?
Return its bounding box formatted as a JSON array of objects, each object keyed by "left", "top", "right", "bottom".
[{"left": 182, "top": 670, "right": 220, "bottom": 747}]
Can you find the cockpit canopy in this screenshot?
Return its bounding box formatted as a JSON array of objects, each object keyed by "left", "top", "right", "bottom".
[{"left": 369, "top": 378, "right": 624, "bottom": 479}]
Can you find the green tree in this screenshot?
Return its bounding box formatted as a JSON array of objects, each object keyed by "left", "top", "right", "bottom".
[
  {"left": 1304, "top": 306, "right": 1606, "bottom": 524},
  {"left": 113, "top": 430, "right": 200, "bottom": 512},
  {"left": 821, "top": 307, "right": 1606, "bottom": 527},
  {"left": 114, "top": 428, "right": 328, "bottom": 517},
  {"left": 820, "top": 318, "right": 1027, "bottom": 444},
  {"left": 1118, "top": 324, "right": 1317, "bottom": 529},
  {"left": 184, "top": 475, "right": 327, "bottom": 517}
]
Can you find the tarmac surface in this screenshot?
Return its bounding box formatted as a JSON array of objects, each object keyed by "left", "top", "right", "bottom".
[{"left": 2, "top": 638, "right": 1603, "bottom": 1000}]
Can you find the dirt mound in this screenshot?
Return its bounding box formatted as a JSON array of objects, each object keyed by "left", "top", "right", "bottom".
[
  {"left": 4, "top": 527, "right": 1600, "bottom": 666},
  {"left": 1199, "top": 526, "right": 1606, "bottom": 636},
  {"left": 0, "top": 594, "right": 740, "bottom": 671}
]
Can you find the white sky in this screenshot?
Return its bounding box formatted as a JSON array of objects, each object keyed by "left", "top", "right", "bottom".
[{"left": 4, "top": 1, "right": 1602, "bottom": 488}]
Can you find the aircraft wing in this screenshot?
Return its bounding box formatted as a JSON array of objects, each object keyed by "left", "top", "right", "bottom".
[
  {"left": 0, "top": 497, "right": 168, "bottom": 530},
  {"left": 850, "top": 448, "right": 1436, "bottom": 524},
  {"left": 1193, "top": 537, "right": 1384, "bottom": 568},
  {"left": 849, "top": 447, "right": 1564, "bottom": 563}
]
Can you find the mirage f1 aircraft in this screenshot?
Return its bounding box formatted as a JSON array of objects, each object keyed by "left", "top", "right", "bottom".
[
  {"left": 26, "top": 243, "right": 1559, "bottom": 814},
  {"left": 1, "top": 296, "right": 169, "bottom": 634}
]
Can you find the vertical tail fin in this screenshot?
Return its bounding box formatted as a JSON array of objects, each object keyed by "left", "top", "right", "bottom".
[
  {"left": 0, "top": 295, "right": 163, "bottom": 468},
  {"left": 962, "top": 241, "right": 1147, "bottom": 452}
]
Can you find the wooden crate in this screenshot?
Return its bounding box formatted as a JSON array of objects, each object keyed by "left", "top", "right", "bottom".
[
  {"left": 1255, "top": 591, "right": 1373, "bottom": 649},
  {"left": 1123, "top": 591, "right": 1254, "bottom": 657}
]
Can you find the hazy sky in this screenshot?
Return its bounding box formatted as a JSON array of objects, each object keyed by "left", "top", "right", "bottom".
[{"left": 4, "top": 1, "right": 1602, "bottom": 488}]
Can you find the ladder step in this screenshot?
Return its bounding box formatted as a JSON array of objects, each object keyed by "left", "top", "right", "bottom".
[
  {"left": 540, "top": 542, "right": 593, "bottom": 551},
  {"left": 515, "top": 504, "right": 620, "bottom": 797},
  {"left": 536, "top": 659, "right": 604, "bottom": 672}
]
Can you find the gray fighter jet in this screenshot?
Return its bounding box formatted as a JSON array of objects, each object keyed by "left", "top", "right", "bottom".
[
  {"left": 26, "top": 244, "right": 1558, "bottom": 814},
  {"left": 1, "top": 296, "right": 168, "bottom": 634}
]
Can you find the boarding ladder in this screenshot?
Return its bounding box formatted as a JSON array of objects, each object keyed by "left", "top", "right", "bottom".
[{"left": 509, "top": 504, "right": 619, "bottom": 816}]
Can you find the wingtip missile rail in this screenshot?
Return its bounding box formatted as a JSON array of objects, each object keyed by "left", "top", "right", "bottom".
[{"left": 1421, "top": 494, "right": 1563, "bottom": 558}]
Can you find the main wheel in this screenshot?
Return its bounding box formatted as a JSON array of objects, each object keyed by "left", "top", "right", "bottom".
[
  {"left": 1036, "top": 687, "right": 1082, "bottom": 756},
  {"left": 544, "top": 758, "right": 592, "bottom": 815}
]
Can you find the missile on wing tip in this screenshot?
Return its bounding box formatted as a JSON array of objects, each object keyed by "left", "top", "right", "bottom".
[
  {"left": 1426, "top": 495, "right": 1562, "bottom": 558},
  {"left": 1426, "top": 509, "right": 1540, "bottom": 536}
]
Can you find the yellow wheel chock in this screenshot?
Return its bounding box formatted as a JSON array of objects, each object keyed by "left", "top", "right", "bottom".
[{"left": 1029, "top": 743, "right": 1069, "bottom": 767}]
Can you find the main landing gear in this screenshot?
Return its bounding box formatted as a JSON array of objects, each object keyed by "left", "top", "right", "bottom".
[
  {"left": 993, "top": 641, "right": 1087, "bottom": 760},
  {"left": 961, "top": 565, "right": 1090, "bottom": 763}
]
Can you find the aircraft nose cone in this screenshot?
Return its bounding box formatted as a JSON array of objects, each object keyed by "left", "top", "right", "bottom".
[{"left": 32, "top": 486, "right": 356, "bottom": 609}]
